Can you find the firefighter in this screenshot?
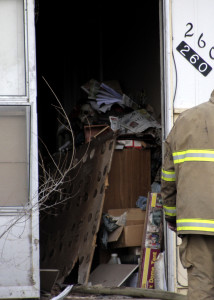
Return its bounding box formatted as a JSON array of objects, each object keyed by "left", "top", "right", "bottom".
[{"left": 161, "top": 90, "right": 214, "bottom": 300}]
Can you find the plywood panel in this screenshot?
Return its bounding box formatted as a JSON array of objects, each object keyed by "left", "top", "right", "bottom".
[
  {"left": 103, "top": 148, "right": 151, "bottom": 211},
  {"left": 40, "top": 131, "right": 116, "bottom": 285}
]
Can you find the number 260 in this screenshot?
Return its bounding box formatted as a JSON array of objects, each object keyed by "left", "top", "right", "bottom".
[
  {"left": 180, "top": 45, "right": 208, "bottom": 73},
  {"left": 185, "top": 22, "right": 214, "bottom": 59}
]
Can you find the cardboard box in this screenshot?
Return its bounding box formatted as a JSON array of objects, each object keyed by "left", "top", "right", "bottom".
[
  {"left": 108, "top": 208, "right": 146, "bottom": 248},
  {"left": 115, "top": 224, "right": 144, "bottom": 248},
  {"left": 108, "top": 208, "right": 146, "bottom": 225}
]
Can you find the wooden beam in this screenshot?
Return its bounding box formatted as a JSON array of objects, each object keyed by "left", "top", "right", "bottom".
[{"left": 71, "top": 285, "right": 187, "bottom": 300}]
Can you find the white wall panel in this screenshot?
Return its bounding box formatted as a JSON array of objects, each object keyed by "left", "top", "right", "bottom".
[
  {"left": 0, "top": 0, "right": 40, "bottom": 298},
  {"left": 172, "top": 0, "right": 214, "bottom": 109},
  {"left": 0, "top": 0, "right": 25, "bottom": 95}
]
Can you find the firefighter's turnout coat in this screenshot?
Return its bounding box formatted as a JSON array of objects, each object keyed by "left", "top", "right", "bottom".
[{"left": 161, "top": 91, "right": 214, "bottom": 235}]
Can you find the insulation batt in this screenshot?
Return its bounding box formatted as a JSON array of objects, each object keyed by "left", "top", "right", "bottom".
[{"left": 154, "top": 252, "right": 167, "bottom": 290}]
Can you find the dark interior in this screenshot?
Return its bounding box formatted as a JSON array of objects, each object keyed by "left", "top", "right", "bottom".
[
  {"left": 35, "top": 0, "right": 162, "bottom": 288},
  {"left": 36, "top": 1, "right": 161, "bottom": 154}
]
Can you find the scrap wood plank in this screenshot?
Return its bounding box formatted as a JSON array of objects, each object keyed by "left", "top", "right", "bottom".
[
  {"left": 71, "top": 285, "right": 187, "bottom": 300},
  {"left": 89, "top": 264, "right": 139, "bottom": 287}
]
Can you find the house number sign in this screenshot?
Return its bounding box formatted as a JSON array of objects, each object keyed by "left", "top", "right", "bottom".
[{"left": 176, "top": 23, "right": 213, "bottom": 77}]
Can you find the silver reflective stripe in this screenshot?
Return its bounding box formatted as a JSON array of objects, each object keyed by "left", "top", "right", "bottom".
[
  {"left": 162, "top": 169, "right": 176, "bottom": 181},
  {"left": 161, "top": 171, "right": 175, "bottom": 179},
  {"left": 173, "top": 150, "right": 214, "bottom": 164},
  {"left": 177, "top": 219, "right": 214, "bottom": 232},
  {"left": 163, "top": 206, "right": 176, "bottom": 216},
  {"left": 177, "top": 221, "right": 214, "bottom": 228},
  {"left": 174, "top": 152, "right": 214, "bottom": 160}
]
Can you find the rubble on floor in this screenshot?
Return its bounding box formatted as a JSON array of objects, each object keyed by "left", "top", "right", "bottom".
[
  {"left": 39, "top": 78, "right": 164, "bottom": 297},
  {"left": 41, "top": 284, "right": 187, "bottom": 300}
]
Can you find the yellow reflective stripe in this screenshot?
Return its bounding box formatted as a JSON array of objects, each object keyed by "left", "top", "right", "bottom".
[
  {"left": 161, "top": 169, "right": 176, "bottom": 182},
  {"left": 174, "top": 157, "right": 214, "bottom": 163},
  {"left": 163, "top": 205, "right": 176, "bottom": 216},
  {"left": 173, "top": 149, "right": 214, "bottom": 164},
  {"left": 174, "top": 150, "right": 214, "bottom": 154},
  {"left": 162, "top": 170, "right": 175, "bottom": 174},
  {"left": 177, "top": 226, "right": 214, "bottom": 232},
  {"left": 177, "top": 218, "right": 214, "bottom": 232},
  {"left": 161, "top": 176, "right": 176, "bottom": 182},
  {"left": 177, "top": 219, "right": 214, "bottom": 224}
]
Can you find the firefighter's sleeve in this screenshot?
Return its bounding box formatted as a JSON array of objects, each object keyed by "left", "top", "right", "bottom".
[{"left": 161, "top": 138, "right": 177, "bottom": 224}]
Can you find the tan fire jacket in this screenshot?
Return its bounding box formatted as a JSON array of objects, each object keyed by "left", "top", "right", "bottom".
[{"left": 161, "top": 90, "right": 214, "bottom": 235}]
